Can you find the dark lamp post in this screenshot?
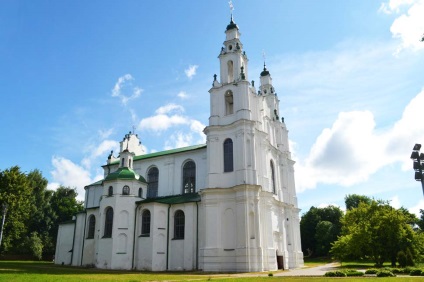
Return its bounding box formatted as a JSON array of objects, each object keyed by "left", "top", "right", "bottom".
[{"left": 411, "top": 143, "right": 424, "bottom": 196}]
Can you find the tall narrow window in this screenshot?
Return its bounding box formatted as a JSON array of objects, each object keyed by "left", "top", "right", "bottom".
[
  {"left": 141, "top": 210, "right": 151, "bottom": 236},
  {"left": 147, "top": 167, "right": 159, "bottom": 198},
  {"left": 227, "top": 60, "right": 234, "bottom": 83},
  {"left": 121, "top": 158, "right": 125, "bottom": 167},
  {"left": 224, "top": 138, "right": 234, "bottom": 172},
  {"left": 122, "top": 185, "right": 130, "bottom": 195},
  {"left": 87, "top": 215, "right": 96, "bottom": 239},
  {"left": 108, "top": 186, "right": 113, "bottom": 196},
  {"left": 104, "top": 207, "right": 113, "bottom": 238},
  {"left": 182, "top": 161, "right": 196, "bottom": 194},
  {"left": 138, "top": 187, "right": 143, "bottom": 198},
  {"left": 271, "top": 161, "right": 276, "bottom": 194},
  {"left": 174, "top": 210, "right": 185, "bottom": 239},
  {"left": 225, "top": 91, "right": 234, "bottom": 115}
]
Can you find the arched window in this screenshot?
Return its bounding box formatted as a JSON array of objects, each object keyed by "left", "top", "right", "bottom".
[
  {"left": 141, "top": 210, "right": 151, "bottom": 236},
  {"left": 104, "top": 207, "right": 113, "bottom": 238},
  {"left": 121, "top": 158, "right": 125, "bottom": 167},
  {"left": 87, "top": 215, "right": 95, "bottom": 239},
  {"left": 227, "top": 60, "right": 234, "bottom": 83},
  {"left": 108, "top": 186, "right": 113, "bottom": 197},
  {"left": 174, "top": 210, "right": 185, "bottom": 239},
  {"left": 122, "top": 185, "right": 130, "bottom": 195},
  {"left": 224, "top": 138, "right": 234, "bottom": 172},
  {"left": 225, "top": 91, "right": 234, "bottom": 115},
  {"left": 182, "top": 161, "right": 196, "bottom": 194},
  {"left": 147, "top": 167, "right": 159, "bottom": 198},
  {"left": 270, "top": 161, "right": 276, "bottom": 194},
  {"left": 138, "top": 187, "right": 143, "bottom": 198}
]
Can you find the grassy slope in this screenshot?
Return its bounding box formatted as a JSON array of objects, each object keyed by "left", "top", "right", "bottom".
[{"left": 0, "top": 261, "right": 422, "bottom": 281}]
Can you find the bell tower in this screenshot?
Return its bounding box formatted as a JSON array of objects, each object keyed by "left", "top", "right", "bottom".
[
  {"left": 200, "top": 14, "right": 304, "bottom": 272},
  {"left": 205, "top": 16, "right": 258, "bottom": 189}
]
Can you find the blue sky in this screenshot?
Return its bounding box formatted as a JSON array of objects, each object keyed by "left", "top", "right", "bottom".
[{"left": 1, "top": 0, "right": 424, "bottom": 215}]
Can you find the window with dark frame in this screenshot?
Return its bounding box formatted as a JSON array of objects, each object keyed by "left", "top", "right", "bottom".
[
  {"left": 108, "top": 186, "right": 113, "bottom": 196},
  {"left": 104, "top": 207, "right": 113, "bottom": 238},
  {"left": 271, "top": 161, "right": 276, "bottom": 194},
  {"left": 174, "top": 210, "right": 185, "bottom": 239},
  {"left": 182, "top": 161, "right": 196, "bottom": 194},
  {"left": 122, "top": 185, "right": 130, "bottom": 195},
  {"left": 147, "top": 167, "right": 159, "bottom": 198},
  {"left": 225, "top": 91, "right": 234, "bottom": 115},
  {"left": 138, "top": 187, "right": 143, "bottom": 198},
  {"left": 223, "top": 138, "right": 234, "bottom": 172},
  {"left": 141, "top": 210, "right": 151, "bottom": 236},
  {"left": 87, "top": 215, "right": 95, "bottom": 239}
]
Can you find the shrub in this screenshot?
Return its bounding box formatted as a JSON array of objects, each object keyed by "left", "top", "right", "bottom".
[
  {"left": 324, "top": 271, "right": 347, "bottom": 277},
  {"left": 365, "top": 269, "right": 378, "bottom": 274},
  {"left": 268, "top": 272, "right": 273, "bottom": 277},
  {"left": 392, "top": 268, "right": 409, "bottom": 274},
  {"left": 376, "top": 270, "right": 395, "bottom": 277},
  {"left": 409, "top": 269, "right": 424, "bottom": 276},
  {"left": 345, "top": 270, "right": 364, "bottom": 276}
]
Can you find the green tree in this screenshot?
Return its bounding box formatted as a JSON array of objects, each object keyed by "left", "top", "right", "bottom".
[
  {"left": 344, "top": 194, "right": 372, "bottom": 210},
  {"left": 0, "top": 166, "right": 32, "bottom": 252},
  {"left": 417, "top": 209, "right": 424, "bottom": 231},
  {"left": 49, "top": 186, "right": 84, "bottom": 244},
  {"left": 315, "top": 221, "right": 335, "bottom": 256},
  {"left": 26, "top": 170, "right": 56, "bottom": 256},
  {"left": 331, "top": 201, "right": 421, "bottom": 267},
  {"left": 300, "top": 205, "right": 343, "bottom": 257}
]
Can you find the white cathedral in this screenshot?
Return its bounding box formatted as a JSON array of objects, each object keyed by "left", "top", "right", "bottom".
[{"left": 55, "top": 16, "right": 304, "bottom": 272}]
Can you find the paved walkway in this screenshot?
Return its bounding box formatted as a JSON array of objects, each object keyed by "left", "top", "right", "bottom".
[
  {"left": 275, "top": 262, "right": 340, "bottom": 276},
  {"left": 224, "top": 263, "right": 340, "bottom": 278}
]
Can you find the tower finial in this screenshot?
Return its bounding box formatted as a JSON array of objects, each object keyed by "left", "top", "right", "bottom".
[
  {"left": 262, "top": 50, "right": 266, "bottom": 68},
  {"left": 229, "top": 0, "right": 234, "bottom": 20}
]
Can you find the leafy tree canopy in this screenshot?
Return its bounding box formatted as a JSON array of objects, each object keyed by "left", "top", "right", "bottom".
[
  {"left": 344, "top": 194, "right": 372, "bottom": 210},
  {"left": 331, "top": 200, "right": 422, "bottom": 267},
  {"left": 300, "top": 205, "right": 343, "bottom": 257}
]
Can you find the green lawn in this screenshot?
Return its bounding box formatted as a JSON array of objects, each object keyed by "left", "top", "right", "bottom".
[{"left": 0, "top": 261, "right": 422, "bottom": 282}]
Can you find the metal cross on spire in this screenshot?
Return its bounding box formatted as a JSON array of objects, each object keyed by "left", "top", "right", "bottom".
[
  {"left": 229, "top": 0, "right": 234, "bottom": 19},
  {"left": 262, "top": 50, "right": 267, "bottom": 67}
]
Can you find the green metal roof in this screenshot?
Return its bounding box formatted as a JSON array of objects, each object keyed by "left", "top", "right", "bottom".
[
  {"left": 104, "top": 167, "right": 147, "bottom": 183},
  {"left": 109, "top": 144, "right": 206, "bottom": 165},
  {"left": 137, "top": 193, "right": 201, "bottom": 205},
  {"left": 85, "top": 179, "right": 103, "bottom": 188}
]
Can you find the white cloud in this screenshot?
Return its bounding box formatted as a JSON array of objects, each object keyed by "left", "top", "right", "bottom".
[
  {"left": 138, "top": 103, "right": 205, "bottom": 149},
  {"left": 81, "top": 139, "right": 119, "bottom": 169},
  {"left": 164, "top": 132, "right": 193, "bottom": 150},
  {"left": 295, "top": 89, "right": 424, "bottom": 193},
  {"left": 98, "top": 128, "right": 114, "bottom": 139},
  {"left": 111, "top": 74, "right": 143, "bottom": 105},
  {"left": 155, "top": 103, "right": 185, "bottom": 115},
  {"left": 50, "top": 156, "right": 102, "bottom": 200},
  {"left": 409, "top": 199, "right": 424, "bottom": 217},
  {"left": 184, "top": 65, "right": 199, "bottom": 79},
  {"left": 380, "top": 0, "right": 424, "bottom": 52},
  {"left": 177, "top": 91, "right": 189, "bottom": 99},
  {"left": 379, "top": 0, "right": 416, "bottom": 14},
  {"left": 139, "top": 114, "right": 189, "bottom": 132},
  {"left": 389, "top": 195, "right": 402, "bottom": 209}
]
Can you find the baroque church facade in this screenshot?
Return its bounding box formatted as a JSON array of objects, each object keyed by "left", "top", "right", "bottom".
[{"left": 55, "top": 17, "right": 304, "bottom": 272}]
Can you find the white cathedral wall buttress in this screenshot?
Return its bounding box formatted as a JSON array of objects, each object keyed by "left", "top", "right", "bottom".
[
  {"left": 222, "top": 208, "right": 236, "bottom": 250},
  {"left": 168, "top": 204, "right": 197, "bottom": 271}
]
